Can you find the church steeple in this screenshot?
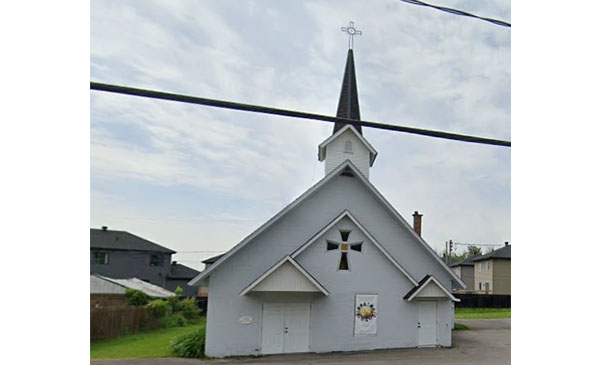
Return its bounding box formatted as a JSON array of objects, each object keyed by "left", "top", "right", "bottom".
[
  {"left": 334, "top": 49, "right": 362, "bottom": 135},
  {"left": 318, "top": 21, "right": 377, "bottom": 179}
]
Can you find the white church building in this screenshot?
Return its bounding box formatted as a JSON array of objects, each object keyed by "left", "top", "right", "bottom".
[{"left": 190, "top": 41, "right": 466, "bottom": 358}]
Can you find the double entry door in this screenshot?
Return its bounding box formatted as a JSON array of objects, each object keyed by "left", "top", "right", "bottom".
[{"left": 261, "top": 302, "right": 310, "bottom": 354}]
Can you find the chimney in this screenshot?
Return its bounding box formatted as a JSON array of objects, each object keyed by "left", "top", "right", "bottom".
[
  {"left": 101, "top": 226, "right": 108, "bottom": 231},
  {"left": 412, "top": 211, "right": 423, "bottom": 236},
  {"left": 505, "top": 241, "right": 509, "bottom": 247}
]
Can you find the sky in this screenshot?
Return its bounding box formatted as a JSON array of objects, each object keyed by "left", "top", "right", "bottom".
[{"left": 90, "top": 0, "right": 511, "bottom": 271}]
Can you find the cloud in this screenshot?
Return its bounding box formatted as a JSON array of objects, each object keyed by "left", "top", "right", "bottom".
[{"left": 91, "top": 0, "right": 510, "bottom": 261}]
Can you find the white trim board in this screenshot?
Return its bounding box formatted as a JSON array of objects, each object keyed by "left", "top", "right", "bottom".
[
  {"left": 291, "top": 210, "right": 418, "bottom": 286},
  {"left": 239, "top": 256, "right": 329, "bottom": 296},
  {"left": 405, "top": 275, "right": 460, "bottom": 302},
  {"left": 189, "top": 160, "right": 466, "bottom": 289},
  {"left": 318, "top": 124, "right": 378, "bottom": 165}
]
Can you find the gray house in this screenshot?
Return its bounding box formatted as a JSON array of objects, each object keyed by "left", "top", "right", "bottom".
[
  {"left": 451, "top": 256, "right": 477, "bottom": 291},
  {"left": 90, "top": 228, "right": 200, "bottom": 296},
  {"left": 166, "top": 261, "right": 202, "bottom": 297},
  {"left": 189, "top": 47, "right": 466, "bottom": 357}
]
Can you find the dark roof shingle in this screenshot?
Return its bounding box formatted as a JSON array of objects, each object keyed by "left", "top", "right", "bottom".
[
  {"left": 168, "top": 262, "right": 201, "bottom": 279},
  {"left": 334, "top": 49, "right": 362, "bottom": 134},
  {"left": 471, "top": 245, "right": 511, "bottom": 262},
  {"left": 451, "top": 255, "right": 478, "bottom": 267},
  {"left": 90, "top": 228, "right": 176, "bottom": 254},
  {"left": 202, "top": 253, "right": 225, "bottom": 265}
]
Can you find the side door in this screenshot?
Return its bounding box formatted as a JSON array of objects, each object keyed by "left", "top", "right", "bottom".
[{"left": 417, "top": 301, "right": 438, "bottom": 346}]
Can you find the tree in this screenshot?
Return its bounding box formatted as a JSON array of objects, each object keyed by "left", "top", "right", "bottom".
[{"left": 466, "top": 245, "right": 482, "bottom": 257}]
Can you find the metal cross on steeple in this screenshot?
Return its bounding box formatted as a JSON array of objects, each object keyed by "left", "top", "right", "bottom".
[
  {"left": 327, "top": 229, "right": 363, "bottom": 270},
  {"left": 341, "top": 21, "right": 362, "bottom": 49}
]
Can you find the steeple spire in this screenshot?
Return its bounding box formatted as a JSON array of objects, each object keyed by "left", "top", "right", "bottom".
[{"left": 335, "top": 22, "right": 363, "bottom": 135}]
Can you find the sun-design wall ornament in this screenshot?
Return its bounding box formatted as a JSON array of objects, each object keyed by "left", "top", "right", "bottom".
[
  {"left": 356, "top": 301, "right": 376, "bottom": 322},
  {"left": 326, "top": 230, "right": 363, "bottom": 270}
]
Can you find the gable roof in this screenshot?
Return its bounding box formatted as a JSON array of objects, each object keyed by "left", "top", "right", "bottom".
[
  {"left": 318, "top": 124, "right": 378, "bottom": 165},
  {"left": 239, "top": 256, "right": 329, "bottom": 296},
  {"left": 202, "top": 253, "right": 225, "bottom": 265},
  {"left": 451, "top": 255, "right": 478, "bottom": 267},
  {"left": 334, "top": 49, "right": 362, "bottom": 134},
  {"left": 291, "top": 210, "right": 418, "bottom": 286},
  {"left": 90, "top": 229, "right": 176, "bottom": 254},
  {"left": 189, "top": 160, "right": 466, "bottom": 289},
  {"left": 167, "top": 262, "right": 201, "bottom": 279},
  {"left": 471, "top": 245, "right": 511, "bottom": 262},
  {"left": 403, "top": 275, "right": 460, "bottom": 302},
  {"left": 92, "top": 274, "right": 175, "bottom": 298}
]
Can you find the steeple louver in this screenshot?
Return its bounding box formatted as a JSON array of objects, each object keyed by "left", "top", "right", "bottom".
[{"left": 334, "top": 49, "right": 362, "bottom": 135}]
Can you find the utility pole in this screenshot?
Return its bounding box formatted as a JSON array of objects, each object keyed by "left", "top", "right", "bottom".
[{"left": 445, "top": 241, "right": 449, "bottom": 264}]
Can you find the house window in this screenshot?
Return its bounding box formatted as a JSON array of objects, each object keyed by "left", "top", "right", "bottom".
[
  {"left": 92, "top": 251, "right": 109, "bottom": 265},
  {"left": 478, "top": 263, "right": 482, "bottom": 272},
  {"left": 486, "top": 262, "right": 490, "bottom": 271},
  {"left": 485, "top": 282, "right": 490, "bottom": 291},
  {"left": 478, "top": 282, "right": 482, "bottom": 290},
  {"left": 150, "top": 254, "right": 164, "bottom": 266},
  {"left": 344, "top": 140, "right": 353, "bottom": 153}
]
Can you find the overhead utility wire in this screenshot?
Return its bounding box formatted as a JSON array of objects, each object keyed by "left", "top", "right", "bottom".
[
  {"left": 91, "top": 82, "right": 510, "bottom": 148},
  {"left": 398, "top": 0, "right": 510, "bottom": 28},
  {"left": 454, "top": 242, "right": 504, "bottom": 247}
]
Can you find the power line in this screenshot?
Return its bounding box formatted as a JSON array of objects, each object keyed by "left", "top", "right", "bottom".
[
  {"left": 397, "top": 0, "right": 510, "bottom": 28},
  {"left": 454, "top": 242, "right": 505, "bottom": 247},
  {"left": 90, "top": 82, "right": 511, "bottom": 148}
]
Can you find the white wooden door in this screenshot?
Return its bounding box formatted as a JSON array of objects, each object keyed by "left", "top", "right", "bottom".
[
  {"left": 261, "top": 303, "right": 285, "bottom": 354},
  {"left": 417, "top": 301, "right": 438, "bottom": 346},
  {"left": 283, "top": 303, "right": 310, "bottom": 353},
  {"left": 261, "top": 302, "right": 310, "bottom": 354}
]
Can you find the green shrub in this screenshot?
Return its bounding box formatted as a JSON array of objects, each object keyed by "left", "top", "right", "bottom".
[
  {"left": 169, "top": 327, "right": 205, "bottom": 358},
  {"left": 147, "top": 299, "right": 171, "bottom": 318},
  {"left": 161, "top": 313, "right": 188, "bottom": 328},
  {"left": 125, "top": 289, "right": 151, "bottom": 306},
  {"left": 178, "top": 297, "right": 201, "bottom": 320}
]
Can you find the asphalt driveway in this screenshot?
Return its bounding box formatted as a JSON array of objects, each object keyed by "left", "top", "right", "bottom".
[{"left": 92, "top": 318, "right": 510, "bottom": 365}]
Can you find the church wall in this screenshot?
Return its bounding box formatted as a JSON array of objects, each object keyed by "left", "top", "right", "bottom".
[
  {"left": 203, "top": 172, "right": 454, "bottom": 357},
  {"left": 294, "top": 216, "right": 420, "bottom": 351},
  {"left": 324, "top": 129, "right": 371, "bottom": 178}
]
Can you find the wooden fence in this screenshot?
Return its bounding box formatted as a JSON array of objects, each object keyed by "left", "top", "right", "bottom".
[
  {"left": 90, "top": 306, "right": 160, "bottom": 341},
  {"left": 454, "top": 294, "right": 511, "bottom": 308}
]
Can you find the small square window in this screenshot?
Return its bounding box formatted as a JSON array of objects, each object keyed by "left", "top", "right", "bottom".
[
  {"left": 150, "top": 254, "right": 164, "bottom": 266},
  {"left": 92, "top": 252, "right": 109, "bottom": 265}
]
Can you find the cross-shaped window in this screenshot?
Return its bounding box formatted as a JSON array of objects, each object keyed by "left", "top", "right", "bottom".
[{"left": 326, "top": 229, "right": 363, "bottom": 270}]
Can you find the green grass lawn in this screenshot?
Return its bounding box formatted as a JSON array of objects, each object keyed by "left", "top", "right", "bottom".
[
  {"left": 453, "top": 323, "right": 470, "bottom": 330},
  {"left": 455, "top": 307, "right": 511, "bottom": 319},
  {"left": 91, "top": 319, "right": 205, "bottom": 359}
]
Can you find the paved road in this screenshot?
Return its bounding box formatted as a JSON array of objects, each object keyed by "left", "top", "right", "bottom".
[{"left": 92, "top": 318, "right": 510, "bottom": 365}]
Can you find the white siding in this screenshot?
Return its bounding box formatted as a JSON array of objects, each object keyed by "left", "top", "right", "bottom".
[
  {"left": 252, "top": 262, "right": 321, "bottom": 293},
  {"left": 414, "top": 281, "right": 447, "bottom": 298},
  {"left": 324, "top": 129, "right": 371, "bottom": 178}
]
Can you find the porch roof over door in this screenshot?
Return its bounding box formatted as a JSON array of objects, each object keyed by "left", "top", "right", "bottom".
[
  {"left": 404, "top": 275, "right": 460, "bottom": 302},
  {"left": 240, "top": 256, "right": 329, "bottom": 296}
]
